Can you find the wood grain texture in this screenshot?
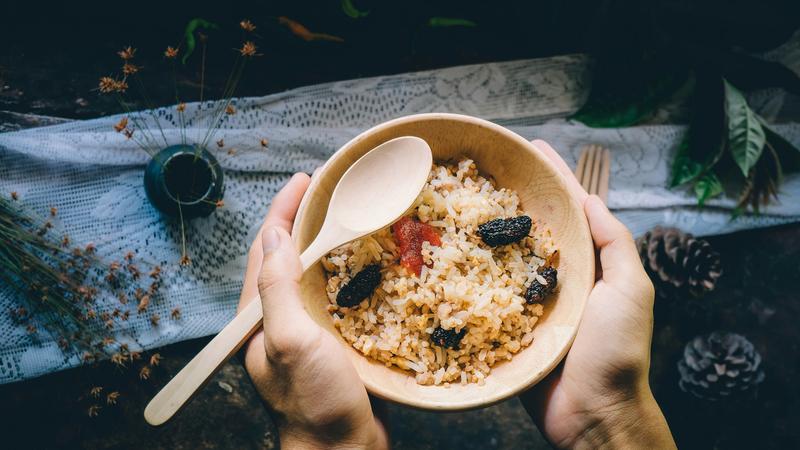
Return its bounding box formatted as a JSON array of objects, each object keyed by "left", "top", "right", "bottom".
[{"left": 292, "top": 113, "right": 595, "bottom": 411}]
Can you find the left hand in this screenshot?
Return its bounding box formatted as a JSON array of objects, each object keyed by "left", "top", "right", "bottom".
[
  {"left": 238, "top": 173, "right": 388, "bottom": 450},
  {"left": 519, "top": 141, "right": 675, "bottom": 449}
]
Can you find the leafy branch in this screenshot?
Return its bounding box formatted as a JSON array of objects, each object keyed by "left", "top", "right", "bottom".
[
  {"left": 574, "top": 59, "right": 800, "bottom": 213},
  {"left": 668, "top": 78, "right": 800, "bottom": 211}
]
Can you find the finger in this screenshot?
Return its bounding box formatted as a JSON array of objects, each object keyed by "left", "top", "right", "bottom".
[
  {"left": 260, "top": 172, "right": 312, "bottom": 235},
  {"left": 238, "top": 173, "right": 311, "bottom": 312},
  {"left": 257, "top": 226, "right": 313, "bottom": 335},
  {"left": 242, "top": 329, "right": 268, "bottom": 379},
  {"left": 531, "top": 139, "right": 589, "bottom": 205},
  {"left": 583, "top": 195, "right": 646, "bottom": 285}
]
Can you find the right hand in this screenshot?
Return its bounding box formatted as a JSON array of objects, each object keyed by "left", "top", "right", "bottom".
[
  {"left": 520, "top": 140, "right": 676, "bottom": 449},
  {"left": 238, "top": 173, "right": 388, "bottom": 450}
]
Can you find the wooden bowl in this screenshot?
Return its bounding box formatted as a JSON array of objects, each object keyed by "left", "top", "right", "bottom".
[{"left": 292, "top": 113, "right": 594, "bottom": 410}]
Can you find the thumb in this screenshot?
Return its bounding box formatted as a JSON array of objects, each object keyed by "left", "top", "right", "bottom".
[
  {"left": 584, "top": 195, "right": 648, "bottom": 287},
  {"left": 257, "top": 226, "right": 306, "bottom": 330}
]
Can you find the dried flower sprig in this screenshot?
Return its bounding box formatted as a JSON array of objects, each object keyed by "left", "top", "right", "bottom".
[
  {"left": 88, "top": 404, "right": 101, "bottom": 417},
  {"left": 239, "top": 19, "right": 256, "bottom": 32},
  {"left": 103, "top": 18, "right": 264, "bottom": 155},
  {"left": 237, "top": 41, "right": 259, "bottom": 57},
  {"left": 98, "top": 46, "right": 170, "bottom": 155},
  {"left": 150, "top": 353, "right": 162, "bottom": 366},
  {"left": 164, "top": 46, "right": 179, "bottom": 59},
  {"left": 98, "top": 18, "right": 266, "bottom": 264},
  {"left": 1, "top": 194, "right": 166, "bottom": 372},
  {"left": 106, "top": 391, "right": 120, "bottom": 405},
  {"left": 117, "top": 46, "right": 136, "bottom": 60}
]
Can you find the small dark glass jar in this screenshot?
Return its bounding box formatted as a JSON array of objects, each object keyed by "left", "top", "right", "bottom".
[{"left": 143, "top": 145, "right": 224, "bottom": 218}]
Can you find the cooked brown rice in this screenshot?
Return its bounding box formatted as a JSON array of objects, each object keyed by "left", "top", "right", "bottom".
[{"left": 322, "top": 158, "right": 556, "bottom": 385}]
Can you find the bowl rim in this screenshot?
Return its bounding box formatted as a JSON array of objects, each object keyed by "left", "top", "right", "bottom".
[{"left": 292, "top": 112, "right": 593, "bottom": 410}]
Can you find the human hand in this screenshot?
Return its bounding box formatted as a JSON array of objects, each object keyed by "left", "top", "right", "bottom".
[
  {"left": 520, "top": 141, "right": 675, "bottom": 449},
  {"left": 238, "top": 173, "right": 388, "bottom": 450}
]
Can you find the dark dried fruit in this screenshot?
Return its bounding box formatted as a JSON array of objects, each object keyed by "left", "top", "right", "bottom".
[
  {"left": 430, "top": 326, "right": 467, "bottom": 349},
  {"left": 525, "top": 266, "right": 558, "bottom": 304},
  {"left": 477, "top": 215, "right": 532, "bottom": 247},
  {"left": 336, "top": 264, "right": 382, "bottom": 308}
]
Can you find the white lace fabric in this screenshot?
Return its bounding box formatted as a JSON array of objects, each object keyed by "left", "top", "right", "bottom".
[{"left": 0, "top": 54, "right": 798, "bottom": 383}]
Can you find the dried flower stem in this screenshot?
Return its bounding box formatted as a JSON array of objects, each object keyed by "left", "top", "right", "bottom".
[
  {"left": 176, "top": 195, "right": 188, "bottom": 263},
  {"left": 1, "top": 197, "right": 152, "bottom": 361},
  {"left": 201, "top": 57, "right": 248, "bottom": 149},
  {"left": 112, "top": 93, "right": 160, "bottom": 154},
  {"left": 169, "top": 61, "right": 188, "bottom": 146},
  {"left": 132, "top": 74, "right": 170, "bottom": 148},
  {"left": 200, "top": 38, "right": 207, "bottom": 103}
]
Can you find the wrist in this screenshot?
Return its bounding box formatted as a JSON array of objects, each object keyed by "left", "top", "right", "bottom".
[
  {"left": 570, "top": 385, "right": 675, "bottom": 450},
  {"left": 278, "top": 415, "right": 388, "bottom": 450}
]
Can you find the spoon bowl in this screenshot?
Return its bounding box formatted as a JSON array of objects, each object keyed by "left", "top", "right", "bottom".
[
  {"left": 145, "top": 136, "right": 432, "bottom": 426},
  {"left": 298, "top": 136, "right": 432, "bottom": 270}
]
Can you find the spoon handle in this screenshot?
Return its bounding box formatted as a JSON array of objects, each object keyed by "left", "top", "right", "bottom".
[
  {"left": 298, "top": 233, "right": 338, "bottom": 271},
  {"left": 144, "top": 236, "right": 336, "bottom": 426},
  {"left": 144, "top": 297, "right": 263, "bottom": 426}
]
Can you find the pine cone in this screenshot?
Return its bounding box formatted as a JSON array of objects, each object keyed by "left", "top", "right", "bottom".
[
  {"left": 636, "top": 227, "right": 722, "bottom": 298},
  {"left": 678, "top": 331, "right": 765, "bottom": 400}
]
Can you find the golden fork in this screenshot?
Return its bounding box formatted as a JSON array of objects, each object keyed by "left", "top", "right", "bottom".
[{"left": 575, "top": 144, "right": 611, "bottom": 203}]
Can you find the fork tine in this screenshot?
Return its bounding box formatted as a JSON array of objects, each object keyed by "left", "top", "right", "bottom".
[
  {"left": 589, "top": 145, "right": 603, "bottom": 196},
  {"left": 597, "top": 148, "right": 611, "bottom": 203},
  {"left": 579, "top": 145, "right": 596, "bottom": 192},
  {"left": 575, "top": 146, "right": 589, "bottom": 187},
  {"left": 586, "top": 145, "right": 599, "bottom": 194}
]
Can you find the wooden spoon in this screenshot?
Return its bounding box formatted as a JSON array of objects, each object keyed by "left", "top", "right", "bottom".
[{"left": 144, "top": 136, "right": 432, "bottom": 426}]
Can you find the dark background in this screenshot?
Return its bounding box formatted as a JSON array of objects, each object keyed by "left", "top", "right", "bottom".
[
  {"left": 2, "top": 0, "right": 799, "bottom": 118},
  {"left": 1, "top": 1, "right": 799, "bottom": 449}
]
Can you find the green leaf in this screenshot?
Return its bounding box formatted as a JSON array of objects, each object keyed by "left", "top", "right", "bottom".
[
  {"left": 427, "top": 17, "right": 477, "bottom": 28},
  {"left": 182, "top": 18, "right": 219, "bottom": 65},
  {"left": 670, "top": 133, "right": 704, "bottom": 187},
  {"left": 693, "top": 173, "right": 723, "bottom": 206},
  {"left": 341, "top": 0, "right": 369, "bottom": 18},
  {"left": 724, "top": 79, "right": 766, "bottom": 176},
  {"left": 571, "top": 58, "right": 688, "bottom": 128}
]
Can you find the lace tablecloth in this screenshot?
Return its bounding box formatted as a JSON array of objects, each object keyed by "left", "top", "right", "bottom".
[{"left": 1, "top": 54, "right": 798, "bottom": 383}]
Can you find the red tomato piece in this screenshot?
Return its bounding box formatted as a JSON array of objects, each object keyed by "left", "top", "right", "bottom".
[{"left": 391, "top": 216, "right": 441, "bottom": 275}]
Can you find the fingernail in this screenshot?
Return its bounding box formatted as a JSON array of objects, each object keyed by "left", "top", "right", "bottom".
[{"left": 262, "top": 227, "right": 281, "bottom": 254}]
